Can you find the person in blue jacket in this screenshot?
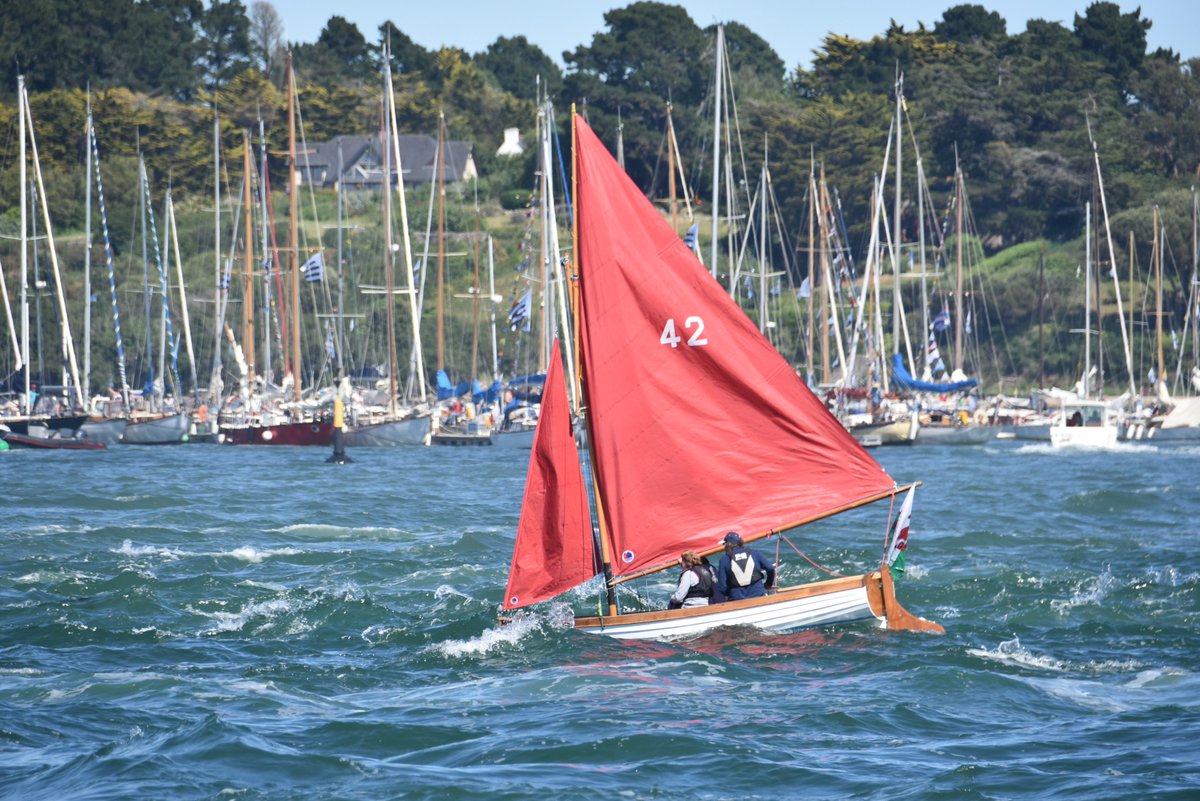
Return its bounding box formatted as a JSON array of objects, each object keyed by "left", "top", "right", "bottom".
[{"left": 716, "top": 531, "right": 775, "bottom": 601}]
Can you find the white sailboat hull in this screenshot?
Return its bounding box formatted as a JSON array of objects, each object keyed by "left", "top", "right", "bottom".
[
  {"left": 573, "top": 572, "right": 926, "bottom": 640},
  {"left": 492, "top": 427, "right": 536, "bottom": 449},
  {"left": 344, "top": 415, "right": 431, "bottom": 447},
  {"left": 121, "top": 412, "right": 191, "bottom": 444}
]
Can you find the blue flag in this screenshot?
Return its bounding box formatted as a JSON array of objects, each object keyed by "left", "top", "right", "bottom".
[{"left": 683, "top": 223, "right": 699, "bottom": 250}]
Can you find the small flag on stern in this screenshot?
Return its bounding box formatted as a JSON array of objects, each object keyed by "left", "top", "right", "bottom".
[
  {"left": 885, "top": 486, "right": 916, "bottom": 576},
  {"left": 303, "top": 252, "right": 324, "bottom": 282}
]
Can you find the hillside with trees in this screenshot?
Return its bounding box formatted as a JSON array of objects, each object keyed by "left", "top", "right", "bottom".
[{"left": 1, "top": 1, "right": 1198, "bottom": 396}]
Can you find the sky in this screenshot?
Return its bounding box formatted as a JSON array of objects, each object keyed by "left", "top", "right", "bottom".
[{"left": 273, "top": 0, "right": 1198, "bottom": 71}]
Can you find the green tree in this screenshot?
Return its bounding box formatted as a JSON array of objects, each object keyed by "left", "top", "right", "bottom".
[
  {"left": 1073, "top": 2, "right": 1150, "bottom": 86},
  {"left": 935, "top": 4, "right": 1007, "bottom": 44},
  {"left": 198, "top": 0, "right": 252, "bottom": 92},
  {"left": 474, "top": 36, "right": 562, "bottom": 100}
]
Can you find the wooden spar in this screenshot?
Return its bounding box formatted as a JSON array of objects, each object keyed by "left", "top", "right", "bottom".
[
  {"left": 610, "top": 481, "right": 923, "bottom": 586},
  {"left": 571, "top": 108, "right": 618, "bottom": 615}
]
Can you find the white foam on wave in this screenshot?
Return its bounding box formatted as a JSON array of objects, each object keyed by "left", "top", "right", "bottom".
[
  {"left": 192, "top": 597, "right": 297, "bottom": 634},
  {"left": 432, "top": 605, "right": 575, "bottom": 659},
  {"left": 1051, "top": 567, "right": 1117, "bottom": 614},
  {"left": 968, "top": 636, "right": 1066, "bottom": 671},
  {"left": 115, "top": 539, "right": 304, "bottom": 564},
  {"left": 227, "top": 546, "right": 301, "bottom": 563},
  {"left": 117, "top": 539, "right": 183, "bottom": 560}
]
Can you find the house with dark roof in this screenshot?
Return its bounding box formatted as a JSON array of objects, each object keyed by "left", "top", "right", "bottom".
[{"left": 296, "top": 134, "right": 477, "bottom": 189}]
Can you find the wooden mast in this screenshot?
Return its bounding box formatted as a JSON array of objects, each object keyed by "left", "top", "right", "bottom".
[
  {"left": 241, "top": 131, "right": 255, "bottom": 386},
  {"left": 287, "top": 52, "right": 301, "bottom": 403}
]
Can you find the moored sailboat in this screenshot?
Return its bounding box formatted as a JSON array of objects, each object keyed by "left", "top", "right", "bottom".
[{"left": 501, "top": 116, "right": 942, "bottom": 640}]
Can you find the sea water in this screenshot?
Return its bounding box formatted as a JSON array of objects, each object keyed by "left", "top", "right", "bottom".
[{"left": 2, "top": 441, "right": 1198, "bottom": 800}]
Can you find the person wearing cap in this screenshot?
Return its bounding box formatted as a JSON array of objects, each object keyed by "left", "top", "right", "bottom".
[
  {"left": 716, "top": 531, "right": 775, "bottom": 601},
  {"left": 666, "top": 550, "right": 714, "bottom": 610}
]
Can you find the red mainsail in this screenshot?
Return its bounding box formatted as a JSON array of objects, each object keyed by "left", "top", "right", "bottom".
[
  {"left": 503, "top": 342, "right": 596, "bottom": 610},
  {"left": 573, "top": 115, "right": 895, "bottom": 576}
]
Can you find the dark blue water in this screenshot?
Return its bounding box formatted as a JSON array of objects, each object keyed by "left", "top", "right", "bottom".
[{"left": 2, "top": 441, "right": 1198, "bottom": 800}]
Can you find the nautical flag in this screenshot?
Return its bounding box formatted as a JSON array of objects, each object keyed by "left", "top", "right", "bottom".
[
  {"left": 325, "top": 329, "right": 336, "bottom": 361},
  {"left": 413, "top": 258, "right": 422, "bottom": 277},
  {"left": 885, "top": 486, "right": 916, "bottom": 577},
  {"left": 932, "top": 308, "right": 951, "bottom": 333},
  {"left": 927, "top": 333, "right": 947, "bottom": 378},
  {"left": 771, "top": 277, "right": 781, "bottom": 297},
  {"left": 516, "top": 257, "right": 529, "bottom": 271},
  {"left": 683, "top": 223, "right": 699, "bottom": 250},
  {"left": 798, "top": 276, "right": 811, "bottom": 299},
  {"left": 743, "top": 275, "right": 753, "bottom": 299},
  {"left": 1148, "top": 367, "right": 1157, "bottom": 386},
  {"left": 1171, "top": 328, "right": 1179, "bottom": 351},
  {"left": 508, "top": 289, "right": 532, "bottom": 332},
  {"left": 965, "top": 310, "right": 972, "bottom": 334},
  {"left": 303, "top": 252, "right": 324, "bottom": 282}
]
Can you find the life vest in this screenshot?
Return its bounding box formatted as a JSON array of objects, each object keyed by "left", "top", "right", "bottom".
[
  {"left": 728, "top": 550, "right": 763, "bottom": 588},
  {"left": 683, "top": 566, "right": 713, "bottom": 600}
]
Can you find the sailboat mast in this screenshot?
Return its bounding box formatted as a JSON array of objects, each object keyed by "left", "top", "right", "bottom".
[
  {"left": 436, "top": 111, "right": 446, "bottom": 372},
  {"left": 18, "top": 76, "right": 30, "bottom": 413},
  {"left": 488, "top": 235, "right": 498, "bottom": 379},
  {"left": 471, "top": 182, "right": 482, "bottom": 381},
  {"left": 140, "top": 155, "right": 153, "bottom": 404},
  {"left": 382, "top": 102, "right": 398, "bottom": 416},
  {"left": 667, "top": 103, "right": 677, "bottom": 233},
  {"left": 1155, "top": 207, "right": 1165, "bottom": 387},
  {"left": 571, "top": 109, "right": 618, "bottom": 615},
  {"left": 384, "top": 54, "right": 426, "bottom": 400},
  {"left": 1084, "top": 201, "right": 1092, "bottom": 398},
  {"left": 211, "top": 111, "right": 223, "bottom": 404},
  {"left": 806, "top": 165, "right": 815, "bottom": 384},
  {"left": 954, "top": 160, "right": 964, "bottom": 375},
  {"left": 83, "top": 95, "right": 93, "bottom": 400},
  {"left": 1038, "top": 244, "right": 1045, "bottom": 389},
  {"left": 259, "top": 117, "right": 271, "bottom": 383},
  {"left": 709, "top": 24, "right": 723, "bottom": 280},
  {"left": 892, "top": 72, "right": 903, "bottom": 357},
  {"left": 242, "top": 131, "right": 256, "bottom": 386},
  {"left": 538, "top": 112, "right": 550, "bottom": 369},
  {"left": 167, "top": 193, "right": 198, "bottom": 398},
  {"left": 25, "top": 85, "right": 84, "bottom": 409},
  {"left": 336, "top": 139, "right": 344, "bottom": 374},
  {"left": 288, "top": 52, "right": 301, "bottom": 402},
  {"left": 818, "top": 167, "right": 831, "bottom": 383}
]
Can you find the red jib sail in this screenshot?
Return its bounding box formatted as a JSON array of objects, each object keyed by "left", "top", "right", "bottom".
[
  {"left": 503, "top": 341, "right": 596, "bottom": 610},
  {"left": 573, "top": 115, "right": 895, "bottom": 576}
]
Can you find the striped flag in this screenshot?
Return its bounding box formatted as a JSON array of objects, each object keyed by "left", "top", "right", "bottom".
[{"left": 303, "top": 252, "right": 324, "bottom": 282}]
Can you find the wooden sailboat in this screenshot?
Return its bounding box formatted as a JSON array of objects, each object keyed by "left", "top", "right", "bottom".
[{"left": 500, "top": 116, "right": 942, "bottom": 640}]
